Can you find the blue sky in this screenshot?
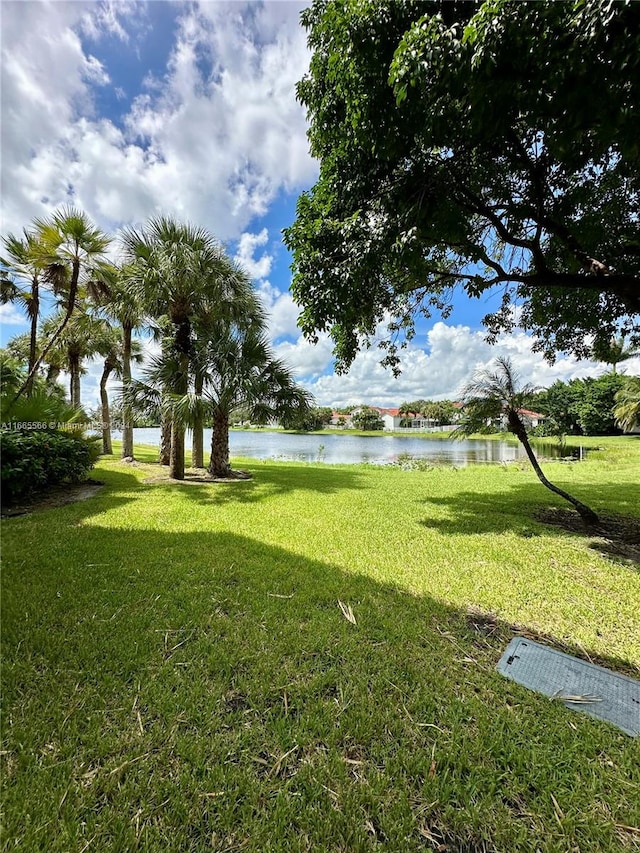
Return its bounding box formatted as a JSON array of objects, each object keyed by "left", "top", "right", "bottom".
[{"left": 1, "top": 0, "right": 627, "bottom": 411}]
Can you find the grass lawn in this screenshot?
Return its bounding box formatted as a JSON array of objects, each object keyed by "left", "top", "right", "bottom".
[{"left": 2, "top": 438, "right": 639, "bottom": 852}]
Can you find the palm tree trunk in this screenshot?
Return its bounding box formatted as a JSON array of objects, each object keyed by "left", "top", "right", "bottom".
[
  {"left": 169, "top": 339, "right": 190, "bottom": 480},
  {"left": 170, "top": 419, "right": 185, "bottom": 479},
  {"left": 208, "top": 408, "right": 231, "bottom": 478},
  {"left": 192, "top": 373, "right": 204, "bottom": 468},
  {"left": 46, "top": 365, "right": 60, "bottom": 387},
  {"left": 26, "top": 276, "right": 39, "bottom": 397},
  {"left": 15, "top": 258, "right": 80, "bottom": 402},
  {"left": 510, "top": 413, "right": 599, "bottom": 525},
  {"left": 159, "top": 409, "right": 171, "bottom": 465},
  {"left": 100, "top": 363, "right": 113, "bottom": 455},
  {"left": 69, "top": 353, "right": 81, "bottom": 410},
  {"left": 121, "top": 321, "right": 134, "bottom": 459}
]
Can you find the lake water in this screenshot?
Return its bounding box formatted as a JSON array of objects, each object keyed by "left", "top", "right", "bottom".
[{"left": 122, "top": 428, "right": 569, "bottom": 466}]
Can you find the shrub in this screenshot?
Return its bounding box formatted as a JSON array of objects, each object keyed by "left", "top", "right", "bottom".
[{"left": 0, "top": 429, "right": 100, "bottom": 505}]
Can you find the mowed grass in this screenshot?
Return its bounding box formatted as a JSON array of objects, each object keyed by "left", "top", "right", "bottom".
[{"left": 2, "top": 438, "right": 639, "bottom": 852}]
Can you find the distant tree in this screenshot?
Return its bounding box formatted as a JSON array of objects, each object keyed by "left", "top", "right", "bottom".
[
  {"left": 398, "top": 400, "right": 425, "bottom": 426},
  {"left": 422, "top": 400, "right": 457, "bottom": 426},
  {"left": 456, "top": 357, "right": 598, "bottom": 524},
  {"left": 352, "top": 406, "right": 384, "bottom": 431},
  {"left": 103, "top": 271, "right": 147, "bottom": 459},
  {"left": 535, "top": 381, "right": 583, "bottom": 436},
  {"left": 576, "top": 374, "right": 626, "bottom": 436},
  {"left": 614, "top": 376, "right": 640, "bottom": 433},
  {"left": 282, "top": 405, "right": 333, "bottom": 431},
  {"left": 40, "top": 311, "right": 107, "bottom": 411}
]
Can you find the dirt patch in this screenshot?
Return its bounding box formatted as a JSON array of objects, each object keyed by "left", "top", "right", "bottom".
[
  {"left": 536, "top": 508, "right": 640, "bottom": 565},
  {"left": 143, "top": 468, "right": 253, "bottom": 485},
  {"left": 1, "top": 480, "right": 104, "bottom": 517}
]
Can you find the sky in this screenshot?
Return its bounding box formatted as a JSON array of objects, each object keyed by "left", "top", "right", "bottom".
[{"left": 1, "top": 0, "right": 637, "bottom": 412}]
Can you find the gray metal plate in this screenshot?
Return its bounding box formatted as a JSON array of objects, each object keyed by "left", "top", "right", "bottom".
[{"left": 497, "top": 637, "right": 640, "bottom": 737}]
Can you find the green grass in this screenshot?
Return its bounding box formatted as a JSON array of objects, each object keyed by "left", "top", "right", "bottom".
[{"left": 2, "top": 438, "right": 639, "bottom": 851}]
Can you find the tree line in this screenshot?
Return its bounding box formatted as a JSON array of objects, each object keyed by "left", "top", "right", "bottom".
[{"left": 1, "top": 208, "right": 311, "bottom": 481}]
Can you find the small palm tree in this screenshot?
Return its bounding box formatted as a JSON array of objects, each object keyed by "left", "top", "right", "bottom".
[
  {"left": 200, "top": 323, "right": 312, "bottom": 478},
  {"left": 613, "top": 376, "right": 640, "bottom": 433},
  {"left": 41, "top": 311, "right": 107, "bottom": 410},
  {"left": 13, "top": 208, "right": 113, "bottom": 400},
  {"left": 1, "top": 229, "right": 55, "bottom": 396},
  {"left": 592, "top": 334, "right": 639, "bottom": 374},
  {"left": 455, "top": 356, "right": 599, "bottom": 525}
]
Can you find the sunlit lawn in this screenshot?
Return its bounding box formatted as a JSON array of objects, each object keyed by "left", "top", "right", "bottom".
[{"left": 2, "top": 437, "right": 639, "bottom": 851}]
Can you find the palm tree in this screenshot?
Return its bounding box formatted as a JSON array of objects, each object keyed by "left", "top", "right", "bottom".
[
  {"left": 199, "top": 322, "right": 312, "bottom": 478},
  {"left": 0, "top": 348, "right": 79, "bottom": 428},
  {"left": 592, "top": 334, "right": 639, "bottom": 374},
  {"left": 1, "top": 229, "right": 55, "bottom": 396},
  {"left": 101, "top": 271, "right": 146, "bottom": 459},
  {"left": 14, "top": 207, "right": 113, "bottom": 401},
  {"left": 41, "top": 311, "right": 107, "bottom": 410},
  {"left": 455, "top": 356, "right": 599, "bottom": 525},
  {"left": 94, "top": 325, "right": 144, "bottom": 454},
  {"left": 613, "top": 376, "right": 640, "bottom": 433},
  {"left": 189, "top": 280, "right": 262, "bottom": 468},
  {"left": 121, "top": 219, "right": 256, "bottom": 479}
]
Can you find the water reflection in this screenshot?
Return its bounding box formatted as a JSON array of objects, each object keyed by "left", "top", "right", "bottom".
[{"left": 120, "top": 428, "right": 573, "bottom": 467}]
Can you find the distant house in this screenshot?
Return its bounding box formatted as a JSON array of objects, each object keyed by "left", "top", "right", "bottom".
[
  {"left": 516, "top": 409, "right": 546, "bottom": 428},
  {"left": 327, "top": 404, "right": 464, "bottom": 431},
  {"left": 329, "top": 411, "right": 353, "bottom": 428},
  {"left": 371, "top": 407, "right": 458, "bottom": 432}
]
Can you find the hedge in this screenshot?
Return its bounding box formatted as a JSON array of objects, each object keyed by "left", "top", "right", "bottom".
[{"left": 0, "top": 429, "right": 100, "bottom": 505}]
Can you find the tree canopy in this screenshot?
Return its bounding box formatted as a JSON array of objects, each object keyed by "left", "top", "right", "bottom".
[{"left": 284, "top": 0, "right": 640, "bottom": 372}]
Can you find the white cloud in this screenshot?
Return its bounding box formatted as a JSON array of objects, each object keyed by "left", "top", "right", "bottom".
[
  {"left": 0, "top": 304, "right": 28, "bottom": 327},
  {"left": 1, "top": 1, "right": 316, "bottom": 239},
  {"left": 234, "top": 229, "right": 272, "bottom": 280},
  {"left": 256, "top": 279, "right": 301, "bottom": 341},
  {"left": 273, "top": 333, "right": 334, "bottom": 380},
  {"left": 295, "top": 321, "right": 617, "bottom": 408}
]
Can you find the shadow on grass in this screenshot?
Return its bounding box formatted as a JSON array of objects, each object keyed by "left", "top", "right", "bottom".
[
  {"left": 3, "top": 474, "right": 640, "bottom": 853},
  {"left": 417, "top": 478, "right": 640, "bottom": 564},
  {"left": 139, "top": 460, "right": 369, "bottom": 507},
  {"left": 3, "top": 512, "right": 639, "bottom": 853}
]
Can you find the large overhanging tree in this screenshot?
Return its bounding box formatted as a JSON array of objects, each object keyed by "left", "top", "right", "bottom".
[{"left": 284, "top": 0, "right": 640, "bottom": 371}]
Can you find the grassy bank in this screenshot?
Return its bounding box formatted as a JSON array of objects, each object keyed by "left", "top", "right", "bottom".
[{"left": 2, "top": 439, "right": 639, "bottom": 851}]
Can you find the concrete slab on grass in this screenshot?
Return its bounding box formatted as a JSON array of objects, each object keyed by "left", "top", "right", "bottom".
[{"left": 497, "top": 637, "right": 640, "bottom": 737}]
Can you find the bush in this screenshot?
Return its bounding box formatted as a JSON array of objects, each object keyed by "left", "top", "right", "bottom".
[{"left": 0, "top": 429, "right": 100, "bottom": 505}]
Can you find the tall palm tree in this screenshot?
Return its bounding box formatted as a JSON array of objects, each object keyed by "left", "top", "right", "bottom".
[
  {"left": 455, "top": 356, "right": 599, "bottom": 525},
  {"left": 14, "top": 207, "right": 113, "bottom": 401},
  {"left": 101, "top": 271, "right": 146, "bottom": 459},
  {"left": 613, "top": 376, "right": 640, "bottom": 433},
  {"left": 121, "top": 218, "right": 255, "bottom": 479}
]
